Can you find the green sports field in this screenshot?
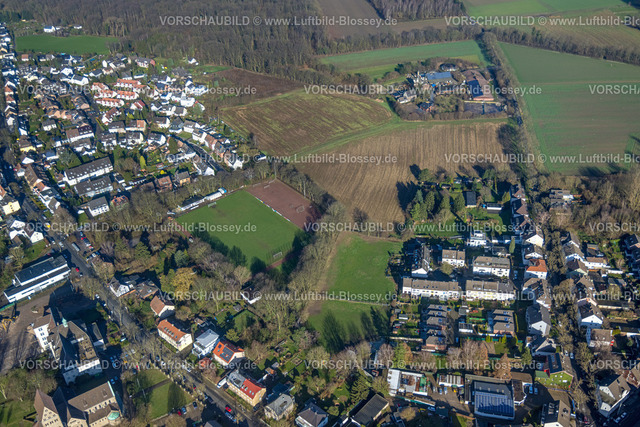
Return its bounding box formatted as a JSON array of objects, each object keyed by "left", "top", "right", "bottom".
[
  {"left": 16, "top": 35, "right": 117, "bottom": 54},
  {"left": 319, "top": 41, "right": 488, "bottom": 80},
  {"left": 462, "top": 0, "right": 624, "bottom": 17},
  {"left": 500, "top": 43, "right": 640, "bottom": 174},
  {"left": 177, "top": 190, "right": 303, "bottom": 267}
]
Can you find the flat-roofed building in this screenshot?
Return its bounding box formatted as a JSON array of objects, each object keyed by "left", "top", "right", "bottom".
[{"left": 5, "top": 256, "right": 70, "bottom": 302}]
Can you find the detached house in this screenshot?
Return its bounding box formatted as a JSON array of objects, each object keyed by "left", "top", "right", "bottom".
[
  {"left": 212, "top": 340, "right": 245, "bottom": 367},
  {"left": 597, "top": 375, "right": 630, "bottom": 417},
  {"left": 150, "top": 295, "right": 175, "bottom": 319},
  {"left": 526, "top": 304, "right": 551, "bottom": 337},
  {"left": 577, "top": 301, "right": 604, "bottom": 329},
  {"left": 525, "top": 259, "right": 548, "bottom": 280},
  {"left": 157, "top": 319, "right": 193, "bottom": 351},
  {"left": 226, "top": 369, "right": 266, "bottom": 407}
]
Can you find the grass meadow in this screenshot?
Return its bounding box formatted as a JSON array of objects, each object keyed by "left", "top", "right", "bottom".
[
  {"left": 500, "top": 43, "right": 640, "bottom": 174},
  {"left": 16, "top": 35, "right": 117, "bottom": 54}
]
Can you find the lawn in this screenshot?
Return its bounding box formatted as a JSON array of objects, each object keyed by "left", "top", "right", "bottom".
[
  {"left": 325, "top": 234, "right": 400, "bottom": 300},
  {"left": 134, "top": 369, "right": 167, "bottom": 390},
  {"left": 319, "top": 41, "right": 488, "bottom": 80},
  {"left": 462, "top": 0, "right": 624, "bottom": 17},
  {"left": 177, "top": 190, "right": 304, "bottom": 268},
  {"left": 500, "top": 43, "right": 640, "bottom": 174},
  {"left": 535, "top": 371, "right": 573, "bottom": 389},
  {"left": 148, "top": 381, "right": 191, "bottom": 419},
  {"left": 307, "top": 234, "right": 397, "bottom": 352},
  {"left": 16, "top": 35, "right": 117, "bottom": 54},
  {"left": 307, "top": 300, "right": 390, "bottom": 352},
  {"left": 0, "top": 399, "right": 36, "bottom": 427},
  {"left": 24, "top": 240, "right": 47, "bottom": 263}
]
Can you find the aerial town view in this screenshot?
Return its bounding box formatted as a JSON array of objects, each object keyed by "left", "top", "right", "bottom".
[{"left": 0, "top": 0, "right": 640, "bottom": 426}]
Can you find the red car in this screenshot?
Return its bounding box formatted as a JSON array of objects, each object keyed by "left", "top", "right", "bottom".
[
  {"left": 225, "top": 405, "right": 232, "bottom": 413},
  {"left": 177, "top": 409, "right": 182, "bottom": 416},
  {"left": 75, "top": 267, "right": 80, "bottom": 272}
]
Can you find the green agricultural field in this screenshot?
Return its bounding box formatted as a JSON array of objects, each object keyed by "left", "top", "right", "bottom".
[
  {"left": 326, "top": 234, "right": 400, "bottom": 300},
  {"left": 16, "top": 35, "right": 117, "bottom": 54},
  {"left": 178, "top": 191, "right": 304, "bottom": 269},
  {"left": 491, "top": 10, "right": 640, "bottom": 50},
  {"left": 500, "top": 43, "right": 640, "bottom": 174},
  {"left": 319, "top": 41, "right": 488, "bottom": 79},
  {"left": 223, "top": 89, "right": 393, "bottom": 155},
  {"left": 462, "top": 0, "right": 624, "bottom": 17}
]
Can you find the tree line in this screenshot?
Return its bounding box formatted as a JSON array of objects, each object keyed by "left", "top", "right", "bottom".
[{"left": 367, "top": 0, "right": 464, "bottom": 20}]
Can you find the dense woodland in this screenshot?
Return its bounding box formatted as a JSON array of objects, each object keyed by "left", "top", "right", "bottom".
[{"left": 367, "top": 0, "right": 464, "bottom": 20}]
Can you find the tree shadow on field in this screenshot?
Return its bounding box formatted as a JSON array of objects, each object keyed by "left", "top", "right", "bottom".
[
  {"left": 397, "top": 181, "right": 420, "bottom": 213},
  {"left": 360, "top": 312, "right": 375, "bottom": 341},
  {"left": 409, "top": 164, "right": 422, "bottom": 180},
  {"left": 321, "top": 311, "right": 345, "bottom": 353},
  {"left": 370, "top": 306, "right": 389, "bottom": 337},
  {"left": 250, "top": 257, "right": 267, "bottom": 275}
]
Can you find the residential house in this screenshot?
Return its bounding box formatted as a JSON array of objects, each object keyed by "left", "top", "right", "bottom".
[
  {"left": 296, "top": 401, "right": 328, "bottom": 427},
  {"left": 541, "top": 399, "right": 571, "bottom": 427},
  {"left": 226, "top": 369, "right": 266, "bottom": 407},
  {"left": 526, "top": 304, "right": 551, "bottom": 336},
  {"left": 472, "top": 256, "right": 510, "bottom": 277},
  {"left": 410, "top": 240, "right": 431, "bottom": 278},
  {"left": 85, "top": 197, "right": 110, "bottom": 217},
  {"left": 597, "top": 374, "right": 631, "bottom": 417},
  {"left": 157, "top": 319, "right": 193, "bottom": 351},
  {"left": 588, "top": 329, "right": 614, "bottom": 349},
  {"left": 150, "top": 295, "right": 175, "bottom": 318},
  {"left": 264, "top": 394, "right": 295, "bottom": 421},
  {"left": 441, "top": 248, "right": 465, "bottom": 268},
  {"left": 522, "top": 278, "right": 551, "bottom": 309},
  {"left": 401, "top": 277, "right": 461, "bottom": 301},
  {"left": 525, "top": 259, "right": 548, "bottom": 280},
  {"left": 465, "top": 279, "right": 515, "bottom": 302},
  {"left": 212, "top": 340, "right": 245, "bottom": 367},
  {"left": 527, "top": 335, "right": 557, "bottom": 357},
  {"left": 489, "top": 309, "right": 515, "bottom": 337},
  {"left": 578, "top": 301, "right": 604, "bottom": 329},
  {"left": 63, "top": 157, "right": 113, "bottom": 186},
  {"left": 192, "top": 329, "right": 220, "bottom": 358}
]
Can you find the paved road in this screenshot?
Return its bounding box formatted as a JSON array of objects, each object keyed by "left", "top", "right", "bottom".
[{"left": 48, "top": 228, "right": 263, "bottom": 426}]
